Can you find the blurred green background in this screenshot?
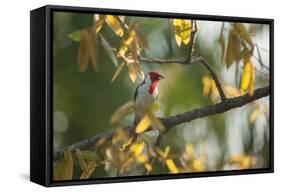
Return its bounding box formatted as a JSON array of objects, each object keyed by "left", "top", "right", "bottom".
[{"left": 53, "top": 11, "right": 270, "bottom": 177}]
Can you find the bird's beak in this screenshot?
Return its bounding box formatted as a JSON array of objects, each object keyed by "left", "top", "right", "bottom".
[{"left": 159, "top": 75, "right": 164, "bottom": 80}]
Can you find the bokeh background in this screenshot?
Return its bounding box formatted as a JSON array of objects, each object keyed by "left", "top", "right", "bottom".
[{"left": 53, "top": 11, "right": 270, "bottom": 178}]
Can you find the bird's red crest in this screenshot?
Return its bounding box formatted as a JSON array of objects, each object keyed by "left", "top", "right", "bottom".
[{"left": 148, "top": 72, "right": 164, "bottom": 82}]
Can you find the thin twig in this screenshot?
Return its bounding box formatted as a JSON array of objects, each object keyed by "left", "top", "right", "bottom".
[{"left": 140, "top": 56, "right": 227, "bottom": 102}]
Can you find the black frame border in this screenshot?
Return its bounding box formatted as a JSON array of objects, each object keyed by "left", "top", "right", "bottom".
[{"left": 39, "top": 4, "right": 274, "bottom": 187}]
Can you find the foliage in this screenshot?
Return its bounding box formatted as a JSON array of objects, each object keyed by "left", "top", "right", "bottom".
[{"left": 53, "top": 13, "right": 270, "bottom": 180}]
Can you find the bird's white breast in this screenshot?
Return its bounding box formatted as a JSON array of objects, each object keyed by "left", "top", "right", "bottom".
[{"left": 135, "top": 82, "right": 158, "bottom": 121}]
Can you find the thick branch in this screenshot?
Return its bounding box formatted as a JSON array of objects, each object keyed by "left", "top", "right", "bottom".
[{"left": 54, "top": 86, "right": 269, "bottom": 160}]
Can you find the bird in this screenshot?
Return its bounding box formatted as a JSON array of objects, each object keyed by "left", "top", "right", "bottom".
[{"left": 134, "top": 72, "right": 164, "bottom": 125}]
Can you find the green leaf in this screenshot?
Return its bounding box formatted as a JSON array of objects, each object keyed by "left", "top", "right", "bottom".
[
  {"left": 68, "top": 30, "right": 82, "bottom": 42},
  {"left": 80, "top": 161, "right": 97, "bottom": 179},
  {"left": 75, "top": 149, "right": 89, "bottom": 174},
  {"left": 82, "top": 150, "right": 101, "bottom": 161}
]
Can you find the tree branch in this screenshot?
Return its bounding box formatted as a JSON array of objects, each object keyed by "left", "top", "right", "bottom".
[
  {"left": 54, "top": 86, "right": 269, "bottom": 160},
  {"left": 140, "top": 56, "right": 227, "bottom": 102}
]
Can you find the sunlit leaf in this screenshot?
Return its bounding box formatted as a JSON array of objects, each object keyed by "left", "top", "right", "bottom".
[
  {"left": 202, "top": 76, "right": 211, "bottom": 96},
  {"left": 240, "top": 55, "right": 255, "bottom": 96},
  {"left": 105, "top": 146, "right": 126, "bottom": 170},
  {"left": 144, "top": 163, "right": 152, "bottom": 172},
  {"left": 224, "top": 85, "right": 241, "bottom": 97},
  {"left": 94, "top": 137, "right": 107, "bottom": 148},
  {"left": 127, "top": 62, "right": 137, "bottom": 83},
  {"left": 229, "top": 154, "right": 256, "bottom": 169},
  {"left": 64, "top": 150, "right": 73, "bottom": 180},
  {"left": 68, "top": 30, "right": 82, "bottom": 42},
  {"left": 135, "top": 115, "right": 151, "bottom": 134},
  {"left": 105, "top": 15, "right": 124, "bottom": 37},
  {"left": 110, "top": 101, "right": 134, "bottom": 124},
  {"left": 166, "top": 159, "right": 179, "bottom": 174},
  {"left": 249, "top": 105, "right": 260, "bottom": 123},
  {"left": 172, "top": 19, "right": 192, "bottom": 47},
  {"left": 130, "top": 142, "right": 145, "bottom": 156},
  {"left": 111, "top": 62, "right": 126, "bottom": 83},
  {"left": 233, "top": 23, "right": 253, "bottom": 47},
  {"left": 94, "top": 14, "right": 105, "bottom": 33},
  {"left": 157, "top": 146, "right": 170, "bottom": 159},
  {"left": 80, "top": 161, "right": 97, "bottom": 179},
  {"left": 185, "top": 144, "right": 195, "bottom": 159},
  {"left": 75, "top": 149, "right": 89, "bottom": 174},
  {"left": 192, "top": 159, "right": 204, "bottom": 172},
  {"left": 147, "top": 110, "right": 165, "bottom": 132},
  {"left": 117, "top": 22, "right": 137, "bottom": 58},
  {"left": 136, "top": 154, "right": 148, "bottom": 163}
]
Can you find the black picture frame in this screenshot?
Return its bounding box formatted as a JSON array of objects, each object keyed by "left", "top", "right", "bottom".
[{"left": 30, "top": 4, "right": 274, "bottom": 187}]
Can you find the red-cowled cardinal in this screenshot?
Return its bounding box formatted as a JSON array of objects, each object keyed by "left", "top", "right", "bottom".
[{"left": 134, "top": 72, "right": 164, "bottom": 124}]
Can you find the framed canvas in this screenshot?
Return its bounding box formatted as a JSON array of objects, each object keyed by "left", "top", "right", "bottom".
[{"left": 30, "top": 5, "right": 274, "bottom": 187}]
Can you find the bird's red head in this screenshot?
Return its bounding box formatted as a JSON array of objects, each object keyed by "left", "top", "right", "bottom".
[{"left": 148, "top": 72, "right": 164, "bottom": 82}]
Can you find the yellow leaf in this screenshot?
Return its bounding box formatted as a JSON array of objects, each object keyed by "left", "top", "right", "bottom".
[
  {"left": 80, "top": 161, "right": 97, "bottom": 179},
  {"left": 110, "top": 101, "right": 134, "bottom": 124},
  {"left": 166, "top": 159, "right": 179, "bottom": 174},
  {"left": 75, "top": 149, "right": 89, "bottom": 174},
  {"left": 64, "top": 150, "right": 73, "bottom": 180},
  {"left": 233, "top": 23, "right": 253, "bottom": 47},
  {"left": 135, "top": 115, "right": 151, "bottom": 134},
  {"left": 202, "top": 76, "right": 211, "bottom": 96},
  {"left": 130, "top": 142, "right": 145, "bottom": 156},
  {"left": 105, "top": 15, "right": 124, "bottom": 37},
  {"left": 224, "top": 85, "right": 241, "bottom": 97},
  {"left": 127, "top": 62, "right": 137, "bottom": 83},
  {"left": 157, "top": 146, "right": 170, "bottom": 159},
  {"left": 136, "top": 154, "right": 148, "bottom": 163},
  {"left": 117, "top": 22, "right": 137, "bottom": 57},
  {"left": 94, "top": 14, "right": 105, "bottom": 33},
  {"left": 240, "top": 55, "right": 255, "bottom": 96},
  {"left": 147, "top": 110, "right": 165, "bottom": 132},
  {"left": 229, "top": 154, "right": 255, "bottom": 169},
  {"left": 111, "top": 62, "right": 126, "bottom": 83},
  {"left": 185, "top": 144, "right": 195, "bottom": 159},
  {"left": 144, "top": 163, "right": 152, "bottom": 172},
  {"left": 94, "top": 137, "right": 107, "bottom": 148},
  {"left": 249, "top": 105, "right": 260, "bottom": 123},
  {"left": 172, "top": 19, "right": 192, "bottom": 47},
  {"left": 192, "top": 159, "right": 204, "bottom": 172}
]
